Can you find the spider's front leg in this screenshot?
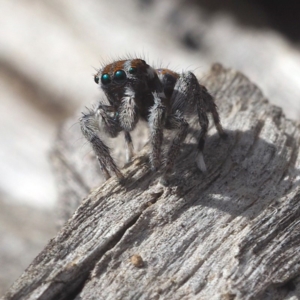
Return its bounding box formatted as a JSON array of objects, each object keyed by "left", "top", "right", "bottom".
[{"left": 80, "top": 105, "right": 123, "bottom": 181}]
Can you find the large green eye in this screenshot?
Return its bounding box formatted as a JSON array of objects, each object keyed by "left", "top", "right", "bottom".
[
  {"left": 101, "top": 73, "right": 111, "bottom": 85},
  {"left": 94, "top": 75, "right": 99, "bottom": 84},
  {"left": 114, "top": 70, "right": 127, "bottom": 81},
  {"left": 129, "top": 67, "right": 137, "bottom": 74}
]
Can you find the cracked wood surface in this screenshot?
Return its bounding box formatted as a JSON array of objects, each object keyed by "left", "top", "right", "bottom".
[{"left": 4, "top": 64, "right": 300, "bottom": 300}]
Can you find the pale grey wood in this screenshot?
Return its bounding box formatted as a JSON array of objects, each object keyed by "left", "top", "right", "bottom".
[{"left": 4, "top": 65, "right": 300, "bottom": 300}]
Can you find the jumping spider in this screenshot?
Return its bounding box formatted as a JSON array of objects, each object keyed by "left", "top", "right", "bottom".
[{"left": 80, "top": 58, "right": 226, "bottom": 183}]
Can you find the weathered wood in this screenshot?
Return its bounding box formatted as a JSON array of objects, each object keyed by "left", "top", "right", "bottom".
[{"left": 4, "top": 65, "right": 300, "bottom": 300}]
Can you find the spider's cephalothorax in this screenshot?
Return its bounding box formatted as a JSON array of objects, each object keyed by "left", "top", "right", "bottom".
[{"left": 80, "top": 58, "right": 226, "bottom": 183}]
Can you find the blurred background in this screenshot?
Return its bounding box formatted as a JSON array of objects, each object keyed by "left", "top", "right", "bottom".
[{"left": 1, "top": 0, "right": 300, "bottom": 295}]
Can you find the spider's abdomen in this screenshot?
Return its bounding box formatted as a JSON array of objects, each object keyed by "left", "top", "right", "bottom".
[{"left": 156, "top": 68, "right": 179, "bottom": 99}]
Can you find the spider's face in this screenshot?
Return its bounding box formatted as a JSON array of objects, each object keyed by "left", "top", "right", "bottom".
[{"left": 94, "top": 59, "right": 155, "bottom": 107}]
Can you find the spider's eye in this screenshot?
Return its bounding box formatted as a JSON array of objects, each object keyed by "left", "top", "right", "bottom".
[
  {"left": 101, "top": 73, "right": 111, "bottom": 85},
  {"left": 114, "top": 70, "right": 127, "bottom": 81},
  {"left": 94, "top": 75, "right": 99, "bottom": 84},
  {"left": 129, "top": 67, "right": 137, "bottom": 75}
]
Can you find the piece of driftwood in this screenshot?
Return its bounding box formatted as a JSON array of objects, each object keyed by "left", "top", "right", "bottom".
[{"left": 4, "top": 64, "right": 300, "bottom": 300}]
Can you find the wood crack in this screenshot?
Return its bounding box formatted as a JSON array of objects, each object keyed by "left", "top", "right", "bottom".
[{"left": 5, "top": 64, "right": 300, "bottom": 300}]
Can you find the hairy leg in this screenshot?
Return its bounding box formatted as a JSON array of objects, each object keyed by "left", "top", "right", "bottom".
[
  {"left": 163, "top": 112, "right": 189, "bottom": 182},
  {"left": 148, "top": 93, "right": 166, "bottom": 170},
  {"left": 118, "top": 87, "right": 139, "bottom": 132},
  {"left": 196, "top": 101, "right": 209, "bottom": 173},
  {"left": 97, "top": 103, "right": 121, "bottom": 138},
  {"left": 170, "top": 71, "right": 209, "bottom": 173},
  {"left": 80, "top": 109, "right": 123, "bottom": 181},
  {"left": 124, "top": 131, "right": 134, "bottom": 163},
  {"left": 200, "top": 84, "right": 227, "bottom": 138}
]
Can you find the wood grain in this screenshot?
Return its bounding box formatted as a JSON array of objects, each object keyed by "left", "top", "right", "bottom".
[{"left": 4, "top": 65, "right": 300, "bottom": 300}]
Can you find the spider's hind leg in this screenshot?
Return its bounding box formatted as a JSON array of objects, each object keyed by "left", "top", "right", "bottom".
[
  {"left": 195, "top": 82, "right": 227, "bottom": 173},
  {"left": 163, "top": 112, "right": 189, "bottom": 180},
  {"left": 200, "top": 85, "right": 227, "bottom": 139},
  {"left": 195, "top": 99, "right": 209, "bottom": 174},
  {"left": 173, "top": 71, "right": 210, "bottom": 174}
]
